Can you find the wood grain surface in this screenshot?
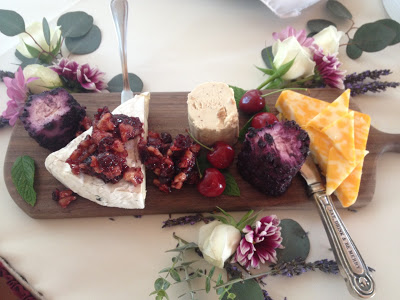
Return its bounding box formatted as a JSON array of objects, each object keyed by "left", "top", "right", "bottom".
[{"left": 4, "top": 89, "right": 400, "bottom": 218}]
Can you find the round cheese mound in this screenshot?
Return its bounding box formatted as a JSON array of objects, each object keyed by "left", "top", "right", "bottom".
[{"left": 187, "top": 82, "right": 239, "bottom": 146}]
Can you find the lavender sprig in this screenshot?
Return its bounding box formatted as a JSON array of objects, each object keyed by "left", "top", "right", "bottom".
[
  {"left": 345, "top": 81, "right": 400, "bottom": 96},
  {"left": 269, "top": 257, "right": 339, "bottom": 277},
  {"left": 345, "top": 69, "right": 391, "bottom": 83},
  {"left": 162, "top": 213, "right": 215, "bottom": 228},
  {"left": 0, "top": 70, "right": 14, "bottom": 82}
]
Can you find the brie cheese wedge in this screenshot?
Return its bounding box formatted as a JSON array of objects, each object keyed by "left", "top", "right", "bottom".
[{"left": 45, "top": 92, "right": 150, "bottom": 209}]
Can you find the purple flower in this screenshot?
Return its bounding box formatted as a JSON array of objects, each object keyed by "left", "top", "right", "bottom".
[
  {"left": 232, "top": 215, "right": 283, "bottom": 269},
  {"left": 2, "top": 67, "right": 36, "bottom": 126},
  {"left": 313, "top": 47, "right": 346, "bottom": 89},
  {"left": 273, "top": 26, "right": 314, "bottom": 48},
  {"left": 51, "top": 58, "right": 79, "bottom": 81},
  {"left": 76, "top": 63, "right": 107, "bottom": 92}
]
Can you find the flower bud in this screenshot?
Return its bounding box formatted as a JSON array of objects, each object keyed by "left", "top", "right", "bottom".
[
  {"left": 312, "top": 25, "right": 344, "bottom": 55},
  {"left": 23, "top": 64, "right": 63, "bottom": 94},
  {"left": 272, "top": 36, "right": 315, "bottom": 81},
  {"left": 198, "top": 221, "right": 241, "bottom": 269}
]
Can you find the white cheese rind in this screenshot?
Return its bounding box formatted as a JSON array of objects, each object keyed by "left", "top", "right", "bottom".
[
  {"left": 45, "top": 92, "right": 150, "bottom": 209},
  {"left": 187, "top": 82, "right": 239, "bottom": 146}
]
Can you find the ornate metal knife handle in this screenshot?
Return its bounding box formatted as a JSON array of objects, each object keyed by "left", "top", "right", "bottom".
[{"left": 312, "top": 190, "right": 375, "bottom": 298}]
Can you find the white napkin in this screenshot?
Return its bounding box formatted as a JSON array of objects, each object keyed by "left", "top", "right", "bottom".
[{"left": 260, "top": 0, "right": 321, "bottom": 18}]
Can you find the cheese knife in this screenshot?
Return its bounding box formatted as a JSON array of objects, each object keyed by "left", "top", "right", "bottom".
[
  {"left": 110, "top": 0, "right": 134, "bottom": 103},
  {"left": 299, "top": 156, "right": 375, "bottom": 299}
]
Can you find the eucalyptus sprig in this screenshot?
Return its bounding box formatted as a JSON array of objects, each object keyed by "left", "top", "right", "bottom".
[{"left": 307, "top": 0, "right": 400, "bottom": 59}]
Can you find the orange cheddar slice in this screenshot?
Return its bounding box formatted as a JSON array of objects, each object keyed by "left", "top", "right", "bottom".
[
  {"left": 275, "top": 90, "right": 327, "bottom": 126},
  {"left": 326, "top": 148, "right": 368, "bottom": 195},
  {"left": 306, "top": 127, "right": 332, "bottom": 174},
  {"left": 306, "top": 89, "right": 350, "bottom": 130},
  {"left": 322, "top": 111, "right": 356, "bottom": 163},
  {"left": 354, "top": 111, "right": 371, "bottom": 150},
  {"left": 334, "top": 159, "right": 365, "bottom": 207}
]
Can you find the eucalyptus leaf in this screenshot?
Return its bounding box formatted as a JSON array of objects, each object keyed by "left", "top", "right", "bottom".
[
  {"left": 42, "top": 18, "right": 51, "bottom": 46},
  {"left": 346, "top": 39, "right": 363, "bottom": 59},
  {"left": 353, "top": 21, "right": 396, "bottom": 52},
  {"left": 57, "top": 11, "right": 93, "bottom": 38},
  {"left": 276, "top": 219, "right": 310, "bottom": 262},
  {"left": 326, "top": 0, "right": 352, "bottom": 19},
  {"left": 307, "top": 19, "right": 336, "bottom": 33},
  {"left": 15, "top": 49, "right": 41, "bottom": 68},
  {"left": 169, "top": 268, "right": 181, "bottom": 282},
  {"left": 166, "top": 242, "right": 198, "bottom": 253},
  {"left": 261, "top": 46, "right": 274, "bottom": 69},
  {"left": 154, "top": 278, "right": 170, "bottom": 291},
  {"left": 222, "top": 279, "right": 263, "bottom": 300},
  {"left": 107, "top": 73, "right": 143, "bottom": 93},
  {"left": 0, "top": 9, "right": 25, "bottom": 36},
  {"left": 375, "top": 19, "right": 400, "bottom": 45},
  {"left": 65, "top": 24, "right": 101, "bottom": 54}
]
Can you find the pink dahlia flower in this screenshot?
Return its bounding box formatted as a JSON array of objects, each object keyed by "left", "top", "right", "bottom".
[
  {"left": 51, "top": 58, "right": 79, "bottom": 81},
  {"left": 313, "top": 47, "right": 346, "bottom": 89},
  {"left": 232, "top": 215, "right": 283, "bottom": 269},
  {"left": 272, "top": 26, "right": 314, "bottom": 48},
  {"left": 2, "top": 67, "right": 37, "bottom": 126},
  {"left": 76, "top": 63, "right": 107, "bottom": 92}
]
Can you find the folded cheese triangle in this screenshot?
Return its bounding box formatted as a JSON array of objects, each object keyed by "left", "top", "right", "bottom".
[
  {"left": 322, "top": 111, "right": 356, "bottom": 163},
  {"left": 306, "top": 89, "right": 350, "bottom": 130},
  {"left": 326, "top": 147, "right": 368, "bottom": 195}
]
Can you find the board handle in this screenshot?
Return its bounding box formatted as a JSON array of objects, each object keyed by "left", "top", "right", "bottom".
[{"left": 371, "top": 128, "right": 400, "bottom": 154}]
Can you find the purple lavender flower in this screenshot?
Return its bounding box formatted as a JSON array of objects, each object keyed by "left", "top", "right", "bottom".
[
  {"left": 272, "top": 26, "right": 314, "bottom": 47},
  {"left": 313, "top": 47, "right": 346, "bottom": 89},
  {"left": 76, "top": 63, "right": 108, "bottom": 92},
  {"left": 51, "top": 58, "right": 79, "bottom": 81},
  {"left": 232, "top": 215, "right": 283, "bottom": 269},
  {"left": 345, "top": 81, "right": 400, "bottom": 96},
  {"left": 345, "top": 69, "right": 391, "bottom": 83}
]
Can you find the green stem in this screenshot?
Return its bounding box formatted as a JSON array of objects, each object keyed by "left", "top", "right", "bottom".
[
  {"left": 214, "top": 270, "right": 273, "bottom": 290},
  {"left": 256, "top": 73, "right": 280, "bottom": 90},
  {"left": 186, "top": 130, "right": 213, "bottom": 151},
  {"left": 24, "top": 31, "right": 57, "bottom": 60},
  {"left": 261, "top": 88, "right": 308, "bottom": 98}
]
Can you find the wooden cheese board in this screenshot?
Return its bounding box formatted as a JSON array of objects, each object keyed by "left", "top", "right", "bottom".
[{"left": 4, "top": 89, "right": 400, "bottom": 218}]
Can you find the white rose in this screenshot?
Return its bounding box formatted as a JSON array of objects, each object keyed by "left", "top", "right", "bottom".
[
  {"left": 23, "top": 64, "right": 63, "bottom": 94},
  {"left": 198, "top": 222, "right": 241, "bottom": 269},
  {"left": 272, "top": 36, "right": 315, "bottom": 81},
  {"left": 312, "top": 25, "right": 344, "bottom": 55},
  {"left": 16, "top": 22, "right": 61, "bottom": 58}
]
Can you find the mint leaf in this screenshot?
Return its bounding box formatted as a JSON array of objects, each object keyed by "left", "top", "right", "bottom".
[
  {"left": 196, "top": 151, "right": 211, "bottom": 176},
  {"left": 11, "top": 155, "right": 36, "bottom": 206},
  {"left": 222, "top": 171, "right": 240, "bottom": 197},
  {"left": 229, "top": 85, "right": 247, "bottom": 108}
]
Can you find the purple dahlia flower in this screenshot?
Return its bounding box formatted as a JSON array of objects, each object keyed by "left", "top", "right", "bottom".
[
  {"left": 51, "top": 58, "right": 79, "bottom": 81},
  {"left": 232, "top": 215, "right": 284, "bottom": 269},
  {"left": 272, "top": 26, "right": 314, "bottom": 48},
  {"left": 76, "top": 63, "right": 107, "bottom": 92},
  {"left": 313, "top": 47, "right": 346, "bottom": 89}
]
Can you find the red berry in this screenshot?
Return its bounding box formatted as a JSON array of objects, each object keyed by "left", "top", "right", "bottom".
[
  {"left": 239, "top": 89, "right": 266, "bottom": 114},
  {"left": 197, "top": 168, "right": 226, "bottom": 197},
  {"left": 251, "top": 112, "right": 279, "bottom": 129},
  {"left": 207, "top": 141, "right": 235, "bottom": 169}
]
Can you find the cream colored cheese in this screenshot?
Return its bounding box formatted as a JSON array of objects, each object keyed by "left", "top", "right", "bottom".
[
  {"left": 45, "top": 92, "right": 150, "bottom": 209},
  {"left": 187, "top": 82, "right": 239, "bottom": 146}
]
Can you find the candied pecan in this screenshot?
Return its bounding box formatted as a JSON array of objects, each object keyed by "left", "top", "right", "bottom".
[
  {"left": 123, "top": 167, "right": 144, "bottom": 186},
  {"left": 52, "top": 188, "right": 77, "bottom": 208}
]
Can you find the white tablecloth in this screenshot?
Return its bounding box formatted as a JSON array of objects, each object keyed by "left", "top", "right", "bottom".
[{"left": 0, "top": 1, "right": 399, "bottom": 299}]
